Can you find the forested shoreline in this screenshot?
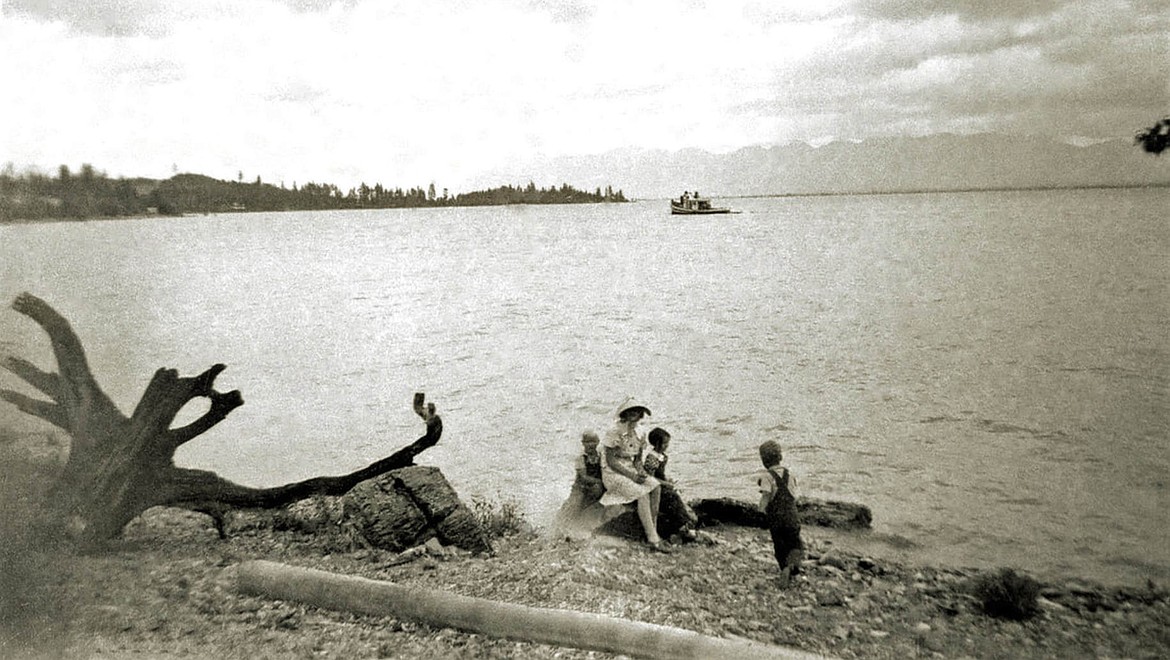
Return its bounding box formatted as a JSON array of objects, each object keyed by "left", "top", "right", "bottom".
[{"left": 0, "top": 165, "right": 627, "bottom": 222}]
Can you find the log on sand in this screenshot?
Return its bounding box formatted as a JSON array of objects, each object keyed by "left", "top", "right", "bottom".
[{"left": 235, "top": 560, "right": 830, "bottom": 660}]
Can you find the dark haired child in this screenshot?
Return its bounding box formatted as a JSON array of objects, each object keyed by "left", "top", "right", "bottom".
[
  {"left": 645, "top": 427, "right": 699, "bottom": 541},
  {"left": 643, "top": 427, "right": 672, "bottom": 482},
  {"left": 553, "top": 431, "right": 607, "bottom": 537},
  {"left": 757, "top": 440, "right": 804, "bottom": 585}
]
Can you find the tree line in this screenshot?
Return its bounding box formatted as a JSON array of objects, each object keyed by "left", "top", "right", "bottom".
[{"left": 0, "top": 164, "right": 628, "bottom": 222}]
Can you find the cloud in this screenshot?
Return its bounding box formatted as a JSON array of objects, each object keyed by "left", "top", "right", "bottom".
[
  {"left": 524, "top": 0, "right": 595, "bottom": 24},
  {"left": 0, "top": 0, "right": 351, "bottom": 37},
  {"left": 1, "top": 0, "right": 230, "bottom": 37},
  {"left": 1, "top": 0, "right": 1165, "bottom": 187},
  {"left": 853, "top": 0, "right": 1073, "bottom": 22},
  {"left": 734, "top": 0, "right": 1169, "bottom": 141}
]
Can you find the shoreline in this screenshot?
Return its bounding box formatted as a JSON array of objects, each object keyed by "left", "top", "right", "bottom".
[
  {"left": 2, "top": 425, "right": 1167, "bottom": 658},
  {"left": 3, "top": 493, "right": 1167, "bottom": 659}
]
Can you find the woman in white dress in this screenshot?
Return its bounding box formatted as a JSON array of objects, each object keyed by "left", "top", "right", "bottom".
[{"left": 599, "top": 397, "right": 669, "bottom": 552}]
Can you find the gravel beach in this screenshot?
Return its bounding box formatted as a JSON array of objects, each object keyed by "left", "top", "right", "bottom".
[{"left": 4, "top": 501, "right": 1168, "bottom": 660}]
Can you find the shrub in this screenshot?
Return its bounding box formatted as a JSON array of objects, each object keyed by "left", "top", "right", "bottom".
[
  {"left": 470, "top": 496, "right": 531, "bottom": 540},
  {"left": 971, "top": 567, "right": 1042, "bottom": 620}
]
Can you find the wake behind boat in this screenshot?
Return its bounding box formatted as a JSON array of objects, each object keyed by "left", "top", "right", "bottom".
[{"left": 670, "top": 191, "right": 733, "bottom": 215}]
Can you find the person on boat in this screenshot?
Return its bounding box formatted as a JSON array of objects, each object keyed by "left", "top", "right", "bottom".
[{"left": 599, "top": 397, "right": 670, "bottom": 553}]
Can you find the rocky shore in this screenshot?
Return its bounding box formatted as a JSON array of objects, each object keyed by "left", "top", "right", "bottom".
[{"left": 4, "top": 502, "right": 1167, "bottom": 660}]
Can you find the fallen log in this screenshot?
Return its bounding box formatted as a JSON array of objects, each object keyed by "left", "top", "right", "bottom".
[
  {"left": 0, "top": 293, "right": 443, "bottom": 548},
  {"left": 597, "top": 495, "right": 870, "bottom": 542},
  {"left": 235, "top": 559, "right": 827, "bottom": 660},
  {"left": 691, "top": 497, "right": 872, "bottom": 531}
]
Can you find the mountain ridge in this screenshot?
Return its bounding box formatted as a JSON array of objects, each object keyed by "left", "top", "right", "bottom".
[{"left": 466, "top": 133, "right": 1170, "bottom": 199}]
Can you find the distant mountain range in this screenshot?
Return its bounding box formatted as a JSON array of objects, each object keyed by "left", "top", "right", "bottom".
[{"left": 465, "top": 133, "right": 1170, "bottom": 200}]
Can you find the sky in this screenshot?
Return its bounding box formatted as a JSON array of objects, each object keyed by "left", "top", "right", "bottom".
[{"left": 1, "top": 0, "right": 1167, "bottom": 191}]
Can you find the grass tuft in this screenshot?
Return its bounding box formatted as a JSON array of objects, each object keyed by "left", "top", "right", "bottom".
[
  {"left": 970, "top": 567, "right": 1042, "bottom": 620},
  {"left": 469, "top": 496, "right": 532, "bottom": 541}
]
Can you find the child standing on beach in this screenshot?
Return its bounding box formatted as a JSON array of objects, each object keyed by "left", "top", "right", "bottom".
[{"left": 757, "top": 440, "right": 804, "bottom": 585}]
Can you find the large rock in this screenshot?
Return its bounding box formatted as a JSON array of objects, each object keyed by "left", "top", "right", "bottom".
[
  {"left": 596, "top": 484, "right": 699, "bottom": 540},
  {"left": 344, "top": 466, "right": 492, "bottom": 554}
]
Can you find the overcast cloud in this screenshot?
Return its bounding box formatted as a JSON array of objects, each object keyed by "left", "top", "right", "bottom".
[{"left": 1, "top": 0, "right": 1166, "bottom": 189}]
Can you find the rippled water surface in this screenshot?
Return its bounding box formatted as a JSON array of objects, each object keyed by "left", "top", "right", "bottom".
[{"left": 2, "top": 189, "right": 1167, "bottom": 586}]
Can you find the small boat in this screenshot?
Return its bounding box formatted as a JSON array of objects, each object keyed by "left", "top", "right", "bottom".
[{"left": 670, "top": 192, "right": 732, "bottom": 215}]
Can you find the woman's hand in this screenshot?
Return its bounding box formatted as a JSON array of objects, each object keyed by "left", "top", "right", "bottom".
[{"left": 633, "top": 472, "right": 647, "bottom": 484}]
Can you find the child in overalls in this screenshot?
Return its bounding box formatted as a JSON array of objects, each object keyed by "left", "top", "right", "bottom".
[{"left": 757, "top": 440, "right": 804, "bottom": 585}]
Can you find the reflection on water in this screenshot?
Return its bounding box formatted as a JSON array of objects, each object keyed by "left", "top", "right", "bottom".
[{"left": 1, "top": 188, "right": 1167, "bottom": 587}]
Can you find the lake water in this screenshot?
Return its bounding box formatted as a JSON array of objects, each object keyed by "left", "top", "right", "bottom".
[{"left": 1, "top": 188, "right": 1167, "bottom": 587}]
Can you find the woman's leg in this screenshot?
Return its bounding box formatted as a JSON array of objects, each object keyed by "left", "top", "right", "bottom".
[{"left": 635, "top": 494, "right": 661, "bottom": 544}]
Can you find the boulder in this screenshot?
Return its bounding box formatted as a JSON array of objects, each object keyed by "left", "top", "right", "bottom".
[
  {"left": 596, "top": 484, "right": 699, "bottom": 541},
  {"left": 344, "top": 466, "right": 492, "bottom": 554}
]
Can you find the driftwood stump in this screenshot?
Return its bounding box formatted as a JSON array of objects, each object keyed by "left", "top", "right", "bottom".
[{"left": 0, "top": 293, "right": 443, "bottom": 549}]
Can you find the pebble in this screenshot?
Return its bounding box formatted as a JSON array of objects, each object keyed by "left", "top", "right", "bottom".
[
  {"left": 914, "top": 622, "right": 932, "bottom": 634},
  {"left": 817, "top": 592, "right": 845, "bottom": 607},
  {"left": 870, "top": 630, "right": 890, "bottom": 639},
  {"left": 820, "top": 551, "right": 851, "bottom": 571}
]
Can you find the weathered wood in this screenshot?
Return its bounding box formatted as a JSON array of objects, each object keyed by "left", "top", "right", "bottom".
[
  {"left": 691, "top": 497, "right": 873, "bottom": 531},
  {"left": 235, "top": 559, "right": 827, "bottom": 660},
  {"left": 0, "top": 293, "right": 444, "bottom": 547}
]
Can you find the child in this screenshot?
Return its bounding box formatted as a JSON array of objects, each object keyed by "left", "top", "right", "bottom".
[
  {"left": 574, "top": 431, "right": 605, "bottom": 503},
  {"left": 645, "top": 427, "right": 699, "bottom": 541},
  {"left": 643, "top": 427, "right": 671, "bottom": 482},
  {"left": 757, "top": 440, "right": 804, "bottom": 585},
  {"left": 553, "top": 431, "right": 607, "bottom": 537}
]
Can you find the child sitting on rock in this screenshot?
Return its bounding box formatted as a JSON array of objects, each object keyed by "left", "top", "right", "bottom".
[
  {"left": 643, "top": 427, "right": 671, "bottom": 482},
  {"left": 646, "top": 427, "right": 699, "bottom": 542},
  {"left": 757, "top": 440, "right": 804, "bottom": 585},
  {"left": 553, "top": 431, "right": 607, "bottom": 537}
]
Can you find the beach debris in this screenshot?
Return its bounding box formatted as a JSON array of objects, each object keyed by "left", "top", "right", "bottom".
[{"left": 235, "top": 559, "right": 825, "bottom": 660}]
